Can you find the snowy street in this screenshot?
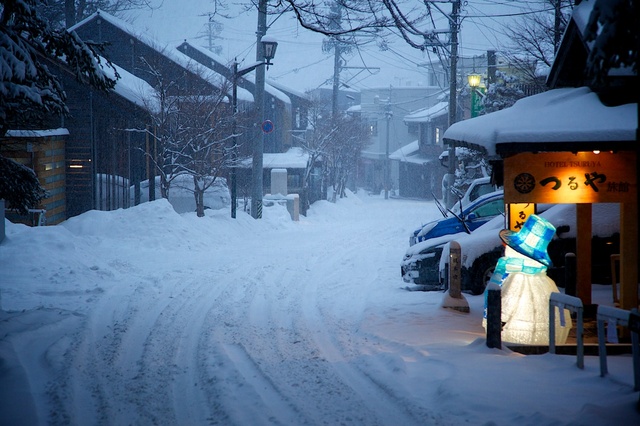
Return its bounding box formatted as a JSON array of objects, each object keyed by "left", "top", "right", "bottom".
[{"left": 1, "top": 192, "right": 637, "bottom": 425}]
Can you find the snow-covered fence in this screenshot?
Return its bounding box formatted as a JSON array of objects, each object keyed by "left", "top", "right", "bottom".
[
  {"left": 549, "top": 292, "right": 584, "bottom": 369},
  {"left": 597, "top": 306, "right": 640, "bottom": 391}
]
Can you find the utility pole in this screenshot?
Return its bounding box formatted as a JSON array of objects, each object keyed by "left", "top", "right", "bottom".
[
  {"left": 332, "top": 41, "right": 342, "bottom": 118},
  {"left": 487, "top": 50, "right": 496, "bottom": 87},
  {"left": 554, "top": 0, "right": 562, "bottom": 54},
  {"left": 251, "top": 0, "right": 267, "bottom": 219},
  {"left": 445, "top": 0, "right": 460, "bottom": 208},
  {"left": 330, "top": 3, "right": 343, "bottom": 119},
  {"left": 384, "top": 91, "right": 392, "bottom": 200}
]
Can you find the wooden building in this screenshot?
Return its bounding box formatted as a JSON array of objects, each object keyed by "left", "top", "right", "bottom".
[{"left": 443, "top": 0, "right": 638, "bottom": 311}]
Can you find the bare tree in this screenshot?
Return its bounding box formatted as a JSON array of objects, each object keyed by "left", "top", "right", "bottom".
[
  {"left": 326, "top": 113, "right": 368, "bottom": 200},
  {"left": 37, "top": 0, "right": 154, "bottom": 28},
  {"left": 138, "top": 54, "right": 238, "bottom": 216},
  {"left": 311, "top": 112, "right": 367, "bottom": 202},
  {"left": 172, "top": 90, "right": 235, "bottom": 217},
  {"left": 500, "top": 1, "right": 574, "bottom": 86},
  {"left": 298, "top": 96, "right": 339, "bottom": 208},
  {"left": 261, "top": 0, "right": 456, "bottom": 74}
]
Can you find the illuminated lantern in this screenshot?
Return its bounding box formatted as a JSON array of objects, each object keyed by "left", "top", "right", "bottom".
[{"left": 496, "top": 215, "right": 572, "bottom": 345}]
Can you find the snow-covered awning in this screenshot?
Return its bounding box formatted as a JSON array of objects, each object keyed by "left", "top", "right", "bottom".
[
  {"left": 404, "top": 102, "right": 448, "bottom": 123},
  {"left": 389, "top": 140, "right": 437, "bottom": 166},
  {"left": 443, "top": 87, "right": 637, "bottom": 157}
]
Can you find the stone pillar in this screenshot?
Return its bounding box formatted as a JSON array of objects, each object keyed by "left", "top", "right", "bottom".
[{"left": 271, "top": 168, "right": 288, "bottom": 196}]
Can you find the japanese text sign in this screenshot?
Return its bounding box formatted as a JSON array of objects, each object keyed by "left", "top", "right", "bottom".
[
  {"left": 504, "top": 151, "right": 636, "bottom": 204},
  {"left": 508, "top": 203, "right": 536, "bottom": 231}
]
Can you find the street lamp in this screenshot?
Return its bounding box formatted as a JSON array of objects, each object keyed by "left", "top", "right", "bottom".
[
  {"left": 230, "top": 37, "right": 278, "bottom": 218},
  {"left": 261, "top": 36, "right": 277, "bottom": 68},
  {"left": 467, "top": 73, "right": 483, "bottom": 118},
  {"left": 467, "top": 73, "right": 482, "bottom": 88}
]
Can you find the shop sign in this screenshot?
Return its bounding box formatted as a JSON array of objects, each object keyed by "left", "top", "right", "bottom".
[
  {"left": 504, "top": 151, "right": 636, "bottom": 204},
  {"left": 508, "top": 203, "right": 536, "bottom": 231}
]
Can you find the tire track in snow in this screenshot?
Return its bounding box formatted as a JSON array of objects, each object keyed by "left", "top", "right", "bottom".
[
  {"left": 298, "top": 239, "right": 424, "bottom": 426},
  {"left": 60, "top": 266, "right": 235, "bottom": 425}
]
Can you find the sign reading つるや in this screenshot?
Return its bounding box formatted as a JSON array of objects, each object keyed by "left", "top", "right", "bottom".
[{"left": 504, "top": 151, "right": 636, "bottom": 204}]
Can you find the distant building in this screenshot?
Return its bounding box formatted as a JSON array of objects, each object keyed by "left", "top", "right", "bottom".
[
  {"left": 354, "top": 86, "right": 445, "bottom": 195},
  {"left": 391, "top": 101, "right": 449, "bottom": 199},
  {"left": 176, "top": 41, "right": 308, "bottom": 153}
]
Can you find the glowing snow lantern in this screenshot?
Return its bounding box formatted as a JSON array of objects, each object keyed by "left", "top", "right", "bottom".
[{"left": 493, "top": 215, "right": 572, "bottom": 345}]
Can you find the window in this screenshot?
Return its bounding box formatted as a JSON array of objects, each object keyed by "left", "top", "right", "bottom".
[{"left": 471, "top": 199, "right": 505, "bottom": 218}]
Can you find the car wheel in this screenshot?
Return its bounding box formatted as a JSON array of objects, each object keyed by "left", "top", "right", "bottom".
[{"left": 469, "top": 252, "right": 502, "bottom": 295}]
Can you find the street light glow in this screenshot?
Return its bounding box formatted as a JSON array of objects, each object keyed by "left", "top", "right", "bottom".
[{"left": 467, "top": 73, "right": 482, "bottom": 88}]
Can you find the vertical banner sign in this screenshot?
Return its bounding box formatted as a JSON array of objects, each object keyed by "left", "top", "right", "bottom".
[
  {"left": 471, "top": 87, "right": 486, "bottom": 118},
  {"left": 504, "top": 151, "right": 637, "bottom": 204},
  {"left": 508, "top": 203, "right": 536, "bottom": 231}
]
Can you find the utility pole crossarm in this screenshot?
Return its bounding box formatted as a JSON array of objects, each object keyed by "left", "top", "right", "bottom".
[{"left": 236, "top": 61, "right": 265, "bottom": 77}]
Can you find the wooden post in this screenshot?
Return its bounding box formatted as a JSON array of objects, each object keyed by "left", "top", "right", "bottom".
[
  {"left": 486, "top": 286, "right": 501, "bottom": 349},
  {"left": 576, "top": 203, "right": 592, "bottom": 305},
  {"left": 564, "top": 253, "right": 576, "bottom": 297},
  {"left": 620, "top": 201, "right": 639, "bottom": 311}
]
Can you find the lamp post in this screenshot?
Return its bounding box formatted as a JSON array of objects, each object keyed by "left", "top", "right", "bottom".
[
  {"left": 230, "top": 37, "right": 278, "bottom": 218},
  {"left": 467, "top": 73, "right": 483, "bottom": 118}
]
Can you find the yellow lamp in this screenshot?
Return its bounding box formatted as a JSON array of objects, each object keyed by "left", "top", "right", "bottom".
[{"left": 467, "top": 73, "right": 482, "bottom": 88}]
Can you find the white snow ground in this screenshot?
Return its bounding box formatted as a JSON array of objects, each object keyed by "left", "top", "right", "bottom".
[{"left": 1, "top": 191, "right": 638, "bottom": 425}]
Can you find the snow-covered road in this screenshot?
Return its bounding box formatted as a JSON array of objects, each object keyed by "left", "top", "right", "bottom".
[{"left": 2, "top": 193, "right": 637, "bottom": 425}]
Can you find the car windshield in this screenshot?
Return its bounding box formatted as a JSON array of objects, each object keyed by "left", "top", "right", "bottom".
[
  {"left": 469, "top": 183, "right": 496, "bottom": 203},
  {"left": 470, "top": 199, "right": 504, "bottom": 218}
]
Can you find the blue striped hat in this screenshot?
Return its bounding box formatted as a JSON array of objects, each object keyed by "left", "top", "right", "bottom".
[{"left": 499, "top": 214, "right": 555, "bottom": 266}]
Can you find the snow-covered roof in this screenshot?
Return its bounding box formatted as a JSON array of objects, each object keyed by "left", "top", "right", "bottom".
[
  {"left": 178, "top": 43, "right": 290, "bottom": 104},
  {"left": 101, "top": 59, "right": 159, "bottom": 113},
  {"left": 404, "top": 102, "right": 448, "bottom": 123},
  {"left": 571, "top": 0, "right": 595, "bottom": 37},
  {"left": 262, "top": 147, "right": 309, "bottom": 169},
  {"left": 389, "top": 140, "right": 419, "bottom": 160},
  {"left": 266, "top": 79, "right": 308, "bottom": 101},
  {"left": 443, "top": 87, "right": 637, "bottom": 157},
  {"left": 6, "top": 128, "right": 70, "bottom": 138},
  {"left": 389, "top": 140, "right": 439, "bottom": 165},
  {"left": 70, "top": 11, "right": 253, "bottom": 102}
]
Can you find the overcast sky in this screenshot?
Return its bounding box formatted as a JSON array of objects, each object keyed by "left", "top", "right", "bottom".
[{"left": 126, "top": 1, "right": 555, "bottom": 93}]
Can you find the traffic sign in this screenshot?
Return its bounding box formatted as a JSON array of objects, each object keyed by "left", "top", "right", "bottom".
[{"left": 262, "top": 120, "right": 274, "bottom": 134}]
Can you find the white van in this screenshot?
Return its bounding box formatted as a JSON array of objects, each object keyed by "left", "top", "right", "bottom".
[{"left": 450, "top": 177, "right": 499, "bottom": 214}]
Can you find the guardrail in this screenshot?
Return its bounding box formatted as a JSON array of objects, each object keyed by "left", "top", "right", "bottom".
[
  {"left": 597, "top": 306, "right": 640, "bottom": 391},
  {"left": 549, "top": 292, "right": 584, "bottom": 369}
]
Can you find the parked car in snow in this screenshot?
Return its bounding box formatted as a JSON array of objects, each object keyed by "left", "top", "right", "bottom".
[
  {"left": 401, "top": 231, "right": 467, "bottom": 290},
  {"left": 409, "top": 190, "right": 504, "bottom": 246},
  {"left": 402, "top": 190, "right": 505, "bottom": 290},
  {"left": 437, "top": 203, "right": 620, "bottom": 295},
  {"left": 450, "top": 176, "right": 500, "bottom": 215}
]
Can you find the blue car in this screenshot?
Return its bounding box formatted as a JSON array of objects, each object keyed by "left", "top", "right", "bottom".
[{"left": 409, "top": 190, "right": 504, "bottom": 246}]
